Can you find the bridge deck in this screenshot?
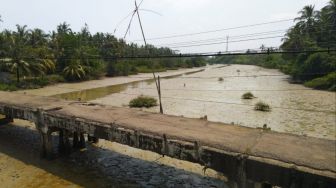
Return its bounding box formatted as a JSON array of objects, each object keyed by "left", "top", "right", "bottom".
[{"left": 0, "top": 91, "right": 335, "bottom": 186}]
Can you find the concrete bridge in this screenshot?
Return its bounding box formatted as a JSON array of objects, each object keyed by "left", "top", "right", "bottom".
[{"left": 0, "top": 91, "right": 335, "bottom": 188}]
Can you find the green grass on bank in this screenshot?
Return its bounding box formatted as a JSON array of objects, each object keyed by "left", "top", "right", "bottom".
[
  {"left": 304, "top": 72, "right": 336, "bottom": 91},
  {"left": 0, "top": 75, "right": 65, "bottom": 91}
]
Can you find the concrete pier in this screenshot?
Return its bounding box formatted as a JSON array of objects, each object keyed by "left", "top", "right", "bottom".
[{"left": 0, "top": 91, "right": 335, "bottom": 188}]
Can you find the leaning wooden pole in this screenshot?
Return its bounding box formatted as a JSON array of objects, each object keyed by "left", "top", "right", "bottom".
[
  {"left": 134, "top": 0, "right": 163, "bottom": 113},
  {"left": 158, "top": 75, "right": 163, "bottom": 114}
]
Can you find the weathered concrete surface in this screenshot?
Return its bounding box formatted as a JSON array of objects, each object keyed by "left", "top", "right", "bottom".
[{"left": 0, "top": 91, "right": 335, "bottom": 187}]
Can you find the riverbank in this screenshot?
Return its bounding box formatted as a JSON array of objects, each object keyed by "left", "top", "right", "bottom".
[{"left": 15, "top": 67, "right": 205, "bottom": 96}]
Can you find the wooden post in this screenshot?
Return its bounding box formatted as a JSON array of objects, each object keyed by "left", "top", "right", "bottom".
[{"left": 158, "top": 75, "right": 163, "bottom": 114}]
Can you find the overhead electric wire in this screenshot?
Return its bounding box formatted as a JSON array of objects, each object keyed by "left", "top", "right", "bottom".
[
  {"left": 156, "top": 29, "right": 288, "bottom": 47},
  {"left": 22, "top": 48, "right": 336, "bottom": 60},
  {"left": 44, "top": 24, "right": 336, "bottom": 49},
  {"left": 132, "top": 18, "right": 294, "bottom": 41},
  {"left": 165, "top": 35, "right": 285, "bottom": 48},
  {"left": 156, "top": 28, "right": 336, "bottom": 48}
]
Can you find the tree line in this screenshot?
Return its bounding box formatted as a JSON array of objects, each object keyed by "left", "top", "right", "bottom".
[
  {"left": 210, "top": 0, "right": 336, "bottom": 91},
  {"left": 0, "top": 22, "right": 206, "bottom": 90}
]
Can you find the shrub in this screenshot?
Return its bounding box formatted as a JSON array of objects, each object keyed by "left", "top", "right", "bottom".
[
  {"left": 47, "top": 75, "right": 65, "bottom": 84},
  {"left": 129, "top": 95, "right": 157, "bottom": 108},
  {"left": 0, "top": 83, "right": 17, "bottom": 91},
  {"left": 254, "top": 101, "right": 271, "bottom": 112},
  {"left": 304, "top": 72, "right": 336, "bottom": 91},
  {"left": 242, "top": 92, "right": 255, "bottom": 99}
]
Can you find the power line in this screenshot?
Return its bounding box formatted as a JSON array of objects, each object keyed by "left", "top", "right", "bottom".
[
  {"left": 132, "top": 18, "right": 294, "bottom": 41},
  {"left": 21, "top": 48, "right": 336, "bottom": 60},
  {"left": 39, "top": 23, "right": 336, "bottom": 49},
  {"left": 165, "top": 35, "right": 285, "bottom": 48},
  {"left": 156, "top": 29, "right": 287, "bottom": 47},
  {"left": 155, "top": 28, "right": 336, "bottom": 48}
]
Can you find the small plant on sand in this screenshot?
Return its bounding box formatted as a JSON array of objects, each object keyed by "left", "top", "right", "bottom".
[
  {"left": 129, "top": 95, "right": 157, "bottom": 108},
  {"left": 218, "top": 77, "right": 224, "bottom": 82},
  {"left": 241, "top": 92, "right": 255, "bottom": 99},
  {"left": 254, "top": 101, "right": 271, "bottom": 112}
]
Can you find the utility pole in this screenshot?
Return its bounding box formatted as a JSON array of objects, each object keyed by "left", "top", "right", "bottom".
[
  {"left": 134, "top": 0, "right": 163, "bottom": 114},
  {"left": 158, "top": 76, "right": 163, "bottom": 114},
  {"left": 226, "top": 35, "right": 229, "bottom": 52},
  {"left": 135, "top": 0, "right": 147, "bottom": 46}
]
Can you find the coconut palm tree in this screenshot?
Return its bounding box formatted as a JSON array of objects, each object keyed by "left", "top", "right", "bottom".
[
  {"left": 29, "top": 28, "right": 48, "bottom": 47},
  {"left": 32, "top": 46, "right": 56, "bottom": 75},
  {"left": 0, "top": 25, "right": 30, "bottom": 82},
  {"left": 57, "top": 22, "right": 72, "bottom": 35},
  {"left": 63, "top": 60, "right": 86, "bottom": 81},
  {"left": 295, "top": 5, "right": 319, "bottom": 35},
  {"left": 0, "top": 25, "right": 52, "bottom": 82},
  {"left": 325, "top": 0, "right": 336, "bottom": 26}
]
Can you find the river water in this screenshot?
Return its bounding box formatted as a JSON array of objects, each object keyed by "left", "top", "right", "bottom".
[
  {"left": 1, "top": 64, "right": 335, "bottom": 188},
  {"left": 56, "top": 64, "right": 336, "bottom": 140}
]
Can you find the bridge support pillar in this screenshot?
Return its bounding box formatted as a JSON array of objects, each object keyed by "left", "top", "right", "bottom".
[
  {"left": 79, "top": 133, "right": 86, "bottom": 149},
  {"left": 227, "top": 155, "right": 248, "bottom": 188},
  {"left": 237, "top": 155, "right": 247, "bottom": 188},
  {"left": 40, "top": 130, "right": 54, "bottom": 159},
  {"left": 73, "top": 132, "right": 79, "bottom": 148},
  {"left": 59, "top": 129, "right": 71, "bottom": 155},
  {"left": 73, "top": 132, "right": 86, "bottom": 149}
]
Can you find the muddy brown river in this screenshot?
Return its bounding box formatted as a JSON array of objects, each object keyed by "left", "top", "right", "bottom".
[
  {"left": 1, "top": 64, "right": 335, "bottom": 187},
  {"left": 56, "top": 64, "right": 336, "bottom": 140}
]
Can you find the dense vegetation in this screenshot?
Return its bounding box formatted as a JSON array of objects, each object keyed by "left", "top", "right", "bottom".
[
  {"left": 0, "top": 21, "right": 206, "bottom": 90},
  {"left": 210, "top": 0, "right": 336, "bottom": 91}
]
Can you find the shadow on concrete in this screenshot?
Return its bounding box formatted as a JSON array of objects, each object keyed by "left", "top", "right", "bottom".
[{"left": 0, "top": 122, "right": 227, "bottom": 188}]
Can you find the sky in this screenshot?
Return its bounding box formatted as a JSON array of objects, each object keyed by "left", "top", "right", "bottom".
[{"left": 0, "top": 0, "right": 330, "bottom": 53}]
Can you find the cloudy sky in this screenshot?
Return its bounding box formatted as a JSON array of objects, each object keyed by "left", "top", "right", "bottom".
[{"left": 0, "top": 0, "right": 330, "bottom": 53}]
